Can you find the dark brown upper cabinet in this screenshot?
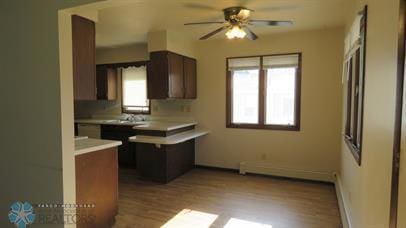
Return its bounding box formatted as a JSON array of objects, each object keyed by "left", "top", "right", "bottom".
[
  {"left": 183, "top": 56, "right": 197, "bottom": 99},
  {"left": 72, "top": 15, "right": 96, "bottom": 100},
  {"left": 147, "top": 51, "right": 197, "bottom": 99},
  {"left": 96, "top": 65, "right": 117, "bottom": 100}
]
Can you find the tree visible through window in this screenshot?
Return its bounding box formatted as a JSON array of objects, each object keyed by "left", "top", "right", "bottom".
[{"left": 226, "top": 53, "right": 301, "bottom": 130}]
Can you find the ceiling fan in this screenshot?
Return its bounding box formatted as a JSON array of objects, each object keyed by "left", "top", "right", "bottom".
[{"left": 184, "top": 6, "right": 293, "bottom": 40}]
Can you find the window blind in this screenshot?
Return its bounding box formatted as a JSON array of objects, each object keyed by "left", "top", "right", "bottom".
[
  {"left": 262, "top": 54, "right": 299, "bottom": 69},
  {"left": 228, "top": 57, "right": 260, "bottom": 71}
]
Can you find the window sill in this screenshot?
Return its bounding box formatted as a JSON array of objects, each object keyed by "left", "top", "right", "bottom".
[
  {"left": 344, "top": 136, "right": 361, "bottom": 166},
  {"left": 226, "top": 123, "right": 300, "bottom": 131},
  {"left": 122, "top": 110, "right": 151, "bottom": 115}
]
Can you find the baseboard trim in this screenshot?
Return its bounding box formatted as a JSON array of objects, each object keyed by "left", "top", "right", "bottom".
[
  {"left": 196, "top": 164, "right": 333, "bottom": 185},
  {"left": 334, "top": 172, "right": 351, "bottom": 228},
  {"left": 195, "top": 164, "right": 239, "bottom": 173},
  {"left": 240, "top": 161, "right": 335, "bottom": 183}
]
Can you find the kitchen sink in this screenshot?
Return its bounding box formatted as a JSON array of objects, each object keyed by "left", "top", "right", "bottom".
[{"left": 104, "top": 120, "right": 131, "bottom": 124}]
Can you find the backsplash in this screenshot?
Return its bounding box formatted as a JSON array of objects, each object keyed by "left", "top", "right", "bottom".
[
  {"left": 74, "top": 100, "right": 121, "bottom": 119},
  {"left": 74, "top": 99, "right": 195, "bottom": 121}
]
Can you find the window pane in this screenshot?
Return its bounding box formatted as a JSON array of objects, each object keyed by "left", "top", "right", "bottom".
[
  {"left": 232, "top": 69, "right": 259, "bottom": 124},
  {"left": 122, "top": 66, "right": 149, "bottom": 111},
  {"left": 266, "top": 67, "right": 296, "bottom": 125}
]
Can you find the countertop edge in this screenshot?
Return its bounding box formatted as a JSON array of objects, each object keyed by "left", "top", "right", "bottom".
[
  {"left": 75, "top": 140, "right": 122, "bottom": 156},
  {"left": 129, "top": 129, "right": 209, "bottom": 145},
  {"left": 132, "top": 122, "right": 198, "bottom": 131}
]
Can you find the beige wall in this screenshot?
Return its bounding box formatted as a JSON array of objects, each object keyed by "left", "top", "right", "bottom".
[
  {"left": 192, "top": 27, "right": 344, "bottom": 177},
  {"left": 338, "top": 0, "right": 400, "bottom": 227},
  {"left": 96, "top": 43, "right": 148, "bottom": 64},
  {"left": 148, "top": 30, "right": 196, "bottom": 58}
]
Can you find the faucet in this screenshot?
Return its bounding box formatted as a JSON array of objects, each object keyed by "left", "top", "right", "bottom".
[{"left": 126, "top": 114, "right": 146, "bottom": 122}]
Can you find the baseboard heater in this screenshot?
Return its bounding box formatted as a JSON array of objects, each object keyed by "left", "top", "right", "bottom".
[{"left": 239, "top": 161, "right": 334, "bottom": 183}]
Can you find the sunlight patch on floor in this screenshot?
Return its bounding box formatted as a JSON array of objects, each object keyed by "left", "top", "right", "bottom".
[
  {"left": 161, "top": 209, "right": 218, "bottom": 228},
  {"left": 224, "top": 218, "right": 273, "bottom": 228}
]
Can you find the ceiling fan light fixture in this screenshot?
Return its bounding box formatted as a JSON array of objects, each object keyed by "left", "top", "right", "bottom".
[{"left": 226, "top": 25, "right": 246, "bottom": 39}]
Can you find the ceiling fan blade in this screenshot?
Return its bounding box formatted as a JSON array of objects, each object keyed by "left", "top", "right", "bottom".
[
  {"left": 184, "top": 22, "right": 224, "bottom": 26},
  {"left": 242, "top": 26, "right": 258, "bottom": 40},
  {"left": 183, "top": 3, "right": 218, "bottom": 11},
  {"left": 199, "top": 26, "right": 227, "bottom": 40},
  {"left": 249, "top": 20, "right": 293, "bottom": 26}
]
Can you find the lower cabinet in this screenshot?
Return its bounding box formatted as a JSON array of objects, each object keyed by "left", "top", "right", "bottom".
[
  {"left": 136, "top": 139, "right": 195, "bottom": 183},
  {"left": 75, "top": 147, "right": 118, "bottom": 228},
  {"left": 101, "top": 125, "right": 136, "bottom": 167}
]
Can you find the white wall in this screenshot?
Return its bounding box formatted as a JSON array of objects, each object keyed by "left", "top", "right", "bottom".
[
  {"left": 338, "top": 0, "right": 400, "bottom": 227},
  {"left": 192, "top": 27, "right": 344, "bottom": 178}
]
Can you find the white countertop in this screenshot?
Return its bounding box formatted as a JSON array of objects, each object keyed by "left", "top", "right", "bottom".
[
  {"left": 75, "top": 119, "right": 197, "bottom": 131},
  {"left": 75, "top": 138, "right": 122, "bottom": 156},
  {"left": 132, "top": 121, "right": 197, "bottom": 131},
  {"left": 75, "top": 119, "right": 146, "bottom": 126},
  {"left": 129, "top": 129, "right": 209, "bottom": 145}
]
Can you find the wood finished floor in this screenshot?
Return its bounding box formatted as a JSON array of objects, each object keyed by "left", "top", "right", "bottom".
[{"left": 114, "top": 168, "right": 341, "bottom": 228}]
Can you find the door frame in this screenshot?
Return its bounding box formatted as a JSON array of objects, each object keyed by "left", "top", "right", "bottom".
[{"left": 390, "top": 0, "right": 406, "bottom": 227}]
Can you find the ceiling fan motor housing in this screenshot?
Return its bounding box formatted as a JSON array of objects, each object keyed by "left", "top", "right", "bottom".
[{"left": 223, "top": 6, "right": 250, "bottom": 23}]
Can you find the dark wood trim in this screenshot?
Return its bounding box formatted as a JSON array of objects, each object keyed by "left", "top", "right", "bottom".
[
  {"left": 295, "top": 53, "right": 302, "bottom": 130},
  {"left": 357, "top": 6, "right": 368, "bottom": 166},
  {"left": 226, "top": 123, "right": 300, "bottom": 131},
  {"left": 390, "top": 1, "right": 406, "bottom": 227},
  {"left": 259, "top": 57, "right": 265, "bottom": 125},
  {"left": 226, "top": 59, "right": 233, "bottom": 125},
  {"left": 119, "top": 62, "right": 151, "bottom": 115},
  {"left": 345, "top": 60, "right": 353, "bottom": 137},
  {"left": 226, "top": 53, "right": 302, "bottom": 131}
]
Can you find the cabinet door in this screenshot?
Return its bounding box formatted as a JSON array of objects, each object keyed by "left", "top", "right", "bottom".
[
  {"left": 183, "top": 57, "right": 197, "bottom": 99},
  {"left": 96, "top": 65, "right": 117, "bottom": 100},
  {"left": 72, "top": 15, "right": 96, "bottom": 100},
  {"left": 147, "top": 52, "right": 169, "bottom": 99},
  {"left": 96, "top": 65, "right": 108, "bottom": 99},
  {"left": 167, "top": 52, "right": 184, "bottom": 98}
]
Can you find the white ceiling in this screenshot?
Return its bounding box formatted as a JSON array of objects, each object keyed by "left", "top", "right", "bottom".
[{"left": 95, "top": 0, "right": 350, "bottom": 48}]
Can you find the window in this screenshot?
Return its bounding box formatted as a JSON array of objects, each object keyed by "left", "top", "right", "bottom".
[
  {"left": 226, "top": 53, "right": 301, "bottom": 130},
  {"left": 343, "top": 6, "right": 367, "bottom": 165},
  {"left": 344, "top": 49, "right": 364, "bottom": 164},
  {"left": 121, "top": 65, "right": 150, "bottom": 114}
]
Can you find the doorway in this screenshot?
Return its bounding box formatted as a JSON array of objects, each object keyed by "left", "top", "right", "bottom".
[{"left": 391, "top": 0, "right": 406, "bottom": 227}]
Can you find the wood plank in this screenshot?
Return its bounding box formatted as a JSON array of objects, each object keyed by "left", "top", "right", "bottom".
[{"left": 114, "top": 168, "right": 341, "bottom": 228}]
